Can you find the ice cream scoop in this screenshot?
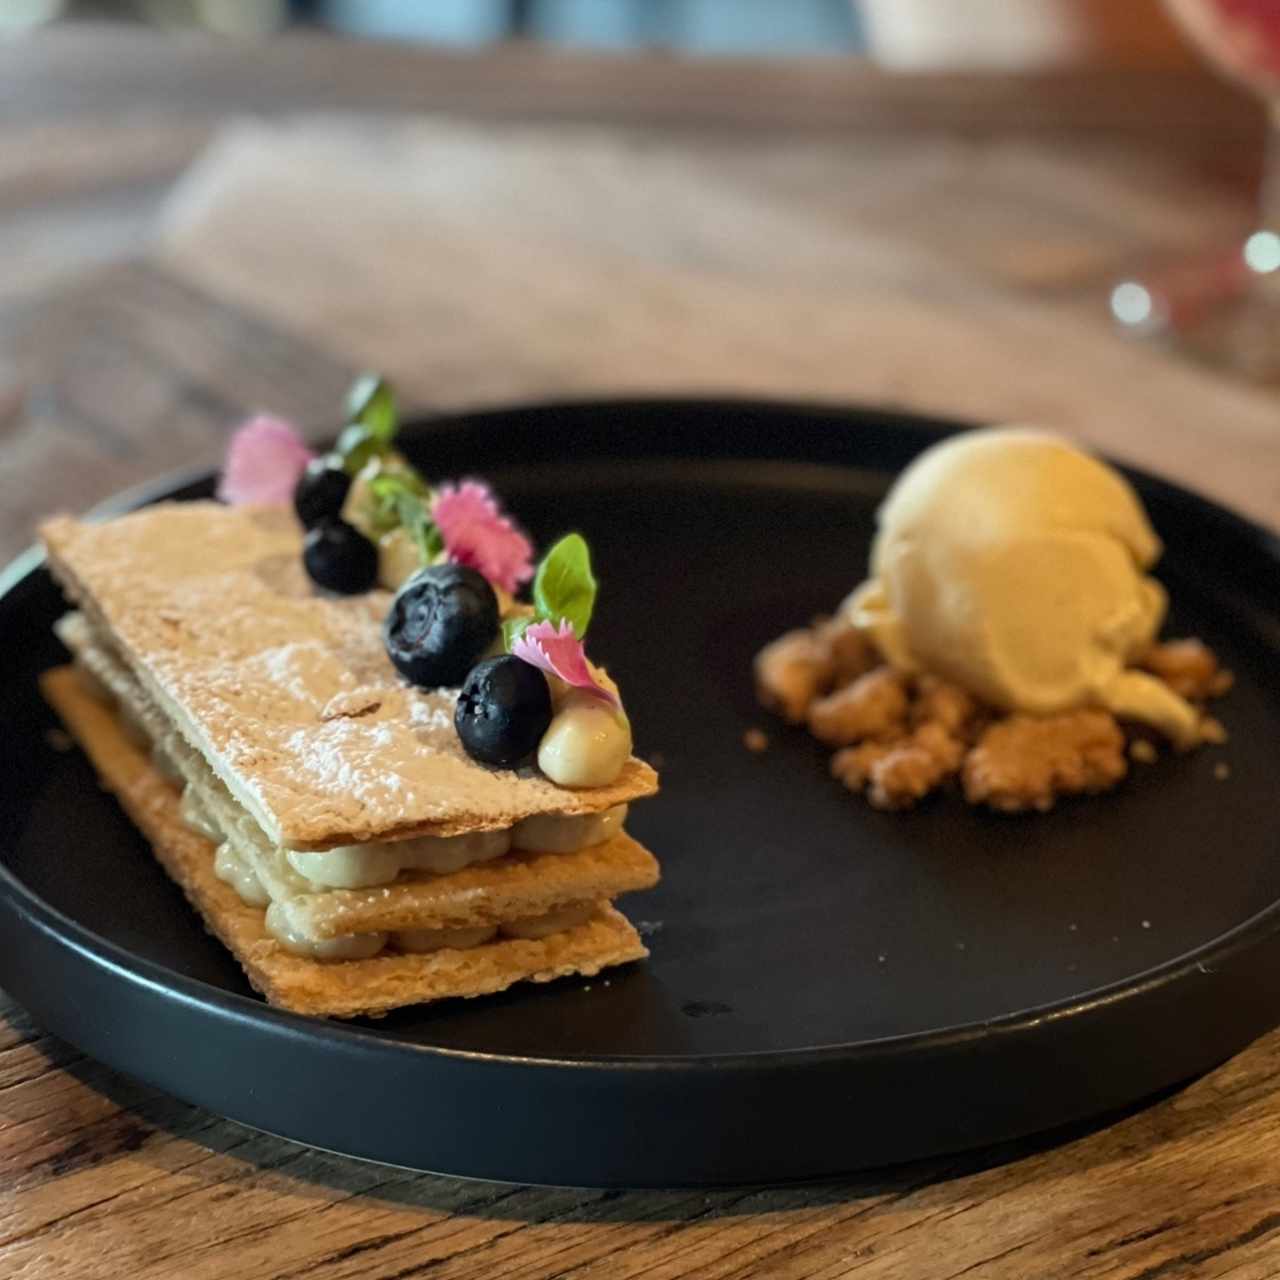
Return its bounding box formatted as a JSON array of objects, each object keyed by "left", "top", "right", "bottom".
[{"left": 847, "top": 428, "right": 1201, "bottom": 745}]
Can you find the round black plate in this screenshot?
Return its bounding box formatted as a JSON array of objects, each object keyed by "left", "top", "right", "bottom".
[{"left": 3, "top": 398, "right": 1280, "bottom": 1188}]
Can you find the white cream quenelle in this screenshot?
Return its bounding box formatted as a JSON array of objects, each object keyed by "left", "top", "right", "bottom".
[
  {"left": 847, "top": 427, "right": 1202, "bottom": 746},
  {"left": 535, "top": 661, "right": 632, "bottom": 788},
  {"left": 538, "top": 692, "right": 633, "bottom": 787}
]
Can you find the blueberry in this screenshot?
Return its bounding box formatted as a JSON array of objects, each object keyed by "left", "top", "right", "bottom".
[
  {"left": 303, "top": 518, "right": 377, "bottom": 594},
  {"left": 383, "top": 564, "right": 499, "bottom": 688},
  {"left": 456, "top": 656, "right": 553, "bottom": 767},
  {"left": 294, "top": 454, "right": 352, "bottom": 528}
]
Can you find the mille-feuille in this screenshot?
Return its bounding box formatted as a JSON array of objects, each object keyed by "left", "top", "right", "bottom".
[{"left": 39, "top": 400, "right": 660, "bottom": 1018}]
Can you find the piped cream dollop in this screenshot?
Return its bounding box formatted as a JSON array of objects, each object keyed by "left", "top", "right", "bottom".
[
  {"left": 265, "top": 902, "right": 386, "bottom": 959},
  {"left": 215, "top": 841, "right": 271, "bottom": 908},
  {"left": 285, "top": 828, "right": 511, "bottom": 887},
  {"left": 538, "top": 693, "right": 633, "bottom": 788}
]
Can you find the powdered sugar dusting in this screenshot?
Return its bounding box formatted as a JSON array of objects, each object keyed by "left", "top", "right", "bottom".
[
  {"left": 41, "top": 502, "right": 658, "bottom": 849},
  {"left": 253, "top": 641, "right": 355, "bottom": 706}
]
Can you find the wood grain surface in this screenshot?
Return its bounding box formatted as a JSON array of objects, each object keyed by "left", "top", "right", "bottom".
[{"left": 4, "top": 24, "right": 1280, "bottom": 1280}]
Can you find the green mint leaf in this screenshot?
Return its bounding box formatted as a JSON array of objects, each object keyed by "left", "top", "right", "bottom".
[
  {"left": 389, "top": 487, "right": 422, "bottom": 527},
  {"left": 502, "top": 615, "right": 533, "bottom": 651},
  {"left": 361, "top": 464, "right": 430, "bottom": 536},
  {"left": 383, "top": 480, "right": 442, "bottom": 567},
  {"left": 369, "top": 468, "right": 429, "bottom": 506},
  {"left": 346, "top": 374, "right": 398, "bottom": 444},
  {"left": 335, "top": 423, "right": 380, "bottom": 477},
  {"left": 532, "top": 533, "right": 597, "bottom": 638},
  {"left": 378, "top": 488, "right": 425, "bottom": 563},
  {"left": 397, "top": 494, "right": 432, "bottom": 562},
  {"left": 363, "top": 474, "right": 402, "bottom": 535}
]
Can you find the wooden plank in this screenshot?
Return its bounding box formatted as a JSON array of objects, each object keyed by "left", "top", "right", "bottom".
[
  {"left": 1, "top": 263, "right": 352, "bottom": 556},
  {"left": 153, "top": 117, "right": 1280, "bottom": 529}
]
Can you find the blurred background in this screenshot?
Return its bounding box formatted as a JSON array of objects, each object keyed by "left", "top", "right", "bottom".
[
  {"left": 0, "top": 0, "right": 1196, "bottom": 59},
  {"left": 2, "top": 0, "right": 1278, "bottom": 559}
]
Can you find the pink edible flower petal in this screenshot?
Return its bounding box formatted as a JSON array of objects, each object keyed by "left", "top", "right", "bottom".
[
  {"left": 511, "top": 619, "right": 619, "bottom": 707},
  {"left": 431, "top": 480, "right": 534, "bottom": 595},
  {"left": 218, "top": 414, "right": 315, "bottom": 506}
]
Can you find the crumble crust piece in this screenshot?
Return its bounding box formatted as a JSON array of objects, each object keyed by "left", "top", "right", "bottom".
[{"left": 758, "top": 617, "right": 1231, "bottom": 813}]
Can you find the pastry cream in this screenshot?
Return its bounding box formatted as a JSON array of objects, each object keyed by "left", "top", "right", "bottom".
[{"left": 538, "top": 694, "right": 633, "bottom": 788}]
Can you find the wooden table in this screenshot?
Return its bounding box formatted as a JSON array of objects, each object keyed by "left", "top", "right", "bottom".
[{"left": 5, "top": 25, "right": 1280, "bottom": 1280}]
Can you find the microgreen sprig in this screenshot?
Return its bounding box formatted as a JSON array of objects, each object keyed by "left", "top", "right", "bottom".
[
  {"left": 331, "top": 376, "right": 532, "bottom": 593},
  {"left": 335, "top": 373, "right": 400, "bottom": 478},
  {"left": 332, "top": 374, "right": 447, "bottom": 568},
  {"left": 504, "top": 533, "right": 598, "bottom": 650}
]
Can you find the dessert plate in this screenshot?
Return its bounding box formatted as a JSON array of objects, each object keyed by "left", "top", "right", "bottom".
[{"left": 3, "top": 398, "right": 1280, "bottom": 1188}]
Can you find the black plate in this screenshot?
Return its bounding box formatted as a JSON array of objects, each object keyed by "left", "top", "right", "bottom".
[{"left": 3, "top": 398, "right": 1280, "bottom": 1188}]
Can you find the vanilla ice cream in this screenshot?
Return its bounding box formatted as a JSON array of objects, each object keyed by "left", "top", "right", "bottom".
[{"left": 847, "top": 428, "right": 1201, "bottom": 745}]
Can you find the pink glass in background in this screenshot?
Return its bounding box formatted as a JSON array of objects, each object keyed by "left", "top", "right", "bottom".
[
  {"left": 1165, "top": 0, "right": 1280, "bottom": 95},
  {"left": 1111, "top": 0, "right": 1280, "bottom": 382}
]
